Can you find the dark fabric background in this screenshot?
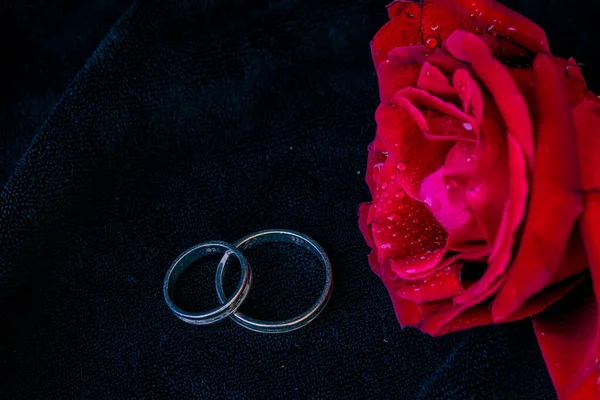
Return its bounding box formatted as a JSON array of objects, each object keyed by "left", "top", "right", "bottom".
[{"left": 0, "top": 0, "right": 597, "bottom": 399}]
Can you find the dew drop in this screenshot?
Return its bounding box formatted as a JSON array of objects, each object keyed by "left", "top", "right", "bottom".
[
  {"left": 381, "top": 181, "right": 389, "bottom": 189},
  {"left": 462, "top": 122, "right": 473, "bottom": 131},
  {"left": 469, "top": 13, "right": 475, "bottom": 18},
  {"left": 412, "top": 218, "right": 419, "bottom": 224},
  {"left": 466, "top": 155, "right": 476, "bottom": 164},
  {"left": 424, "top": 195, "right": 441, "bottom": 211},
  {"left": 381, "top": 243, "right": 393, "bottom": 250},
  {"left": 385, "top": 59, "right": 390, "bottom": 64},
  {"left": 431, "top": 25, "right": 439, "bottom": 31},
  {"left": 395, "top": 191, "right": 406, "bottom": 199},
  {"left": 424, "top": 35, "right": 439, "bottom": 49},
  {"left": 445, "top": 180, "right": 458, "bottom": 190},
  {"left": 507, "top": 25, "right": 516, "bottom": 32},
  {"left": 396, "top": 161, "right": 407, "bottom": 172}
]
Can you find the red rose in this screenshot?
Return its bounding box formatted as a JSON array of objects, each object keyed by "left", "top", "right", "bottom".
[{"left": 358, "top": 1, "right": 600, "bottom": 399}]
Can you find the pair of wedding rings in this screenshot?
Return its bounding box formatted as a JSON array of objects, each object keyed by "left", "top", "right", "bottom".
[{"left": 163, "top": 229, "right": 333, "bottom": 333}]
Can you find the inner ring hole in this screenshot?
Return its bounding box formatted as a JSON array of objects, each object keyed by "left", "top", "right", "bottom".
[{"left": 174, "top": 253, "right": 242, "bottom": 312}]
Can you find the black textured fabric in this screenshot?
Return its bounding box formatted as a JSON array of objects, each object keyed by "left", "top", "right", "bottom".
[{"left": 0, "top": 1, "right": 597, "bottom": 399}]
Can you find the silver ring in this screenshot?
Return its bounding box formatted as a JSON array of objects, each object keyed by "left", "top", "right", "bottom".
[
  {"left": 215, "top": 229, "right": 333, "bottom": 333},
  {"left": 163, "top": 241, "right": 252, "bottom": 325}
]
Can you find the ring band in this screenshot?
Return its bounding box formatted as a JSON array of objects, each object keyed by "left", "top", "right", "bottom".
[
  {"left": 163, "top": 241, "right": 252, "bottom": 325},
  {"left": 215, "top": 229, "right": 333, "bottom": 334}
]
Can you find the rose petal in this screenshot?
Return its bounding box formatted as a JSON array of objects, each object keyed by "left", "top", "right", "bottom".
[
  {"left": 389, "top": 46, "right": 471, "bottom": 75},
  {"left": 453, "top": 134, "right": 528, "bottom": 304},
  {"left": 416, "top": 61, "right": 457, "bottom": 96},
  {"left": 444, "top": 30, "right": 534, "bottom": 169},
  {"left": 533, "top": 285, "right": 598, "bottom": 400},
  {"left": 492, "top": 54, "right": 582, "bottom": 321},
  {"left": 549, "top": 228, "right": 589, "bottom": 286},
  {"left": 436, "top": 277, "right": 581, "bottom": 336},
  {"left": 377, "top": 58, "right": 421, "bottom": 104},
  {"left": 375, "top": 103, "right": 454, "bottom": 201},
  {"left": 464, "top": 98, "right": 509, "bottom": 246},
  {"left": 371, "top": 187, "right": 447, "bottom": 268},
  {"left": 371, "top": 4, "right": 423, "bottom": 67},
  {"left": 424, "top": 113, "right": 477, "bottom": 143},
  {"left": 451, "top": 0, "right": 550, "bottom": 54},
  {"left": 394, "top": 262, "right": 464, "bottom": 302},
  {"left": 419, "top": 277, "right": 504, "bottom": 335},
  {"left": 452, "top": 69, "right": 483, "bottom": 126},
  {"left": 420, "top": 161, "right": 487, "bottom": 252}
]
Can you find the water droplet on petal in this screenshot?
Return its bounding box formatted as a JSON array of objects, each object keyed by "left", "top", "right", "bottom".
[
  {"left": 381, "top": 181, "right": 389, "bottom": 189},
  {"left": 395, "top": 191, "right": 405, "bottom": 199},
  {"left": 431, "top": 25, "right": 439, "bottom": 31},
  {"left": 507, "top": 25, "right": 516, "bottom": 32},
  {"left": 396, "top": 162, "right": 407, "bottom": 172},
  {"left": 380, "top": 243, "right": 393, "bottom": 250},
  {"left": 469, "top": 13, "right": 475, "bottom": 18},
  {"left": 412, "top": 219, "right": 419, "bottom": 224},
  {"left": 445, "top": 180, "right": 458, "bottom": 190},
  {"left": 462, "top": 122, "right": 473, "bottom": 131},
  {"left": 466, "top": 155, "right": 476, "bottom": 164},
  {"left": 423, "top": 195, "right": 441, "bottom": 211},
  {"left": 424, "top": 35, "right": 439, "bottom": 49}
]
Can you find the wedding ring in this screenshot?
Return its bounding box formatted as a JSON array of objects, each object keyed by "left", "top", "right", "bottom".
[
  {"left": 163, "top": 241, "right": 252, "bottom": 325},
  {"left": 215, "top": 229, "right": 333, "bottom": 334}
]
